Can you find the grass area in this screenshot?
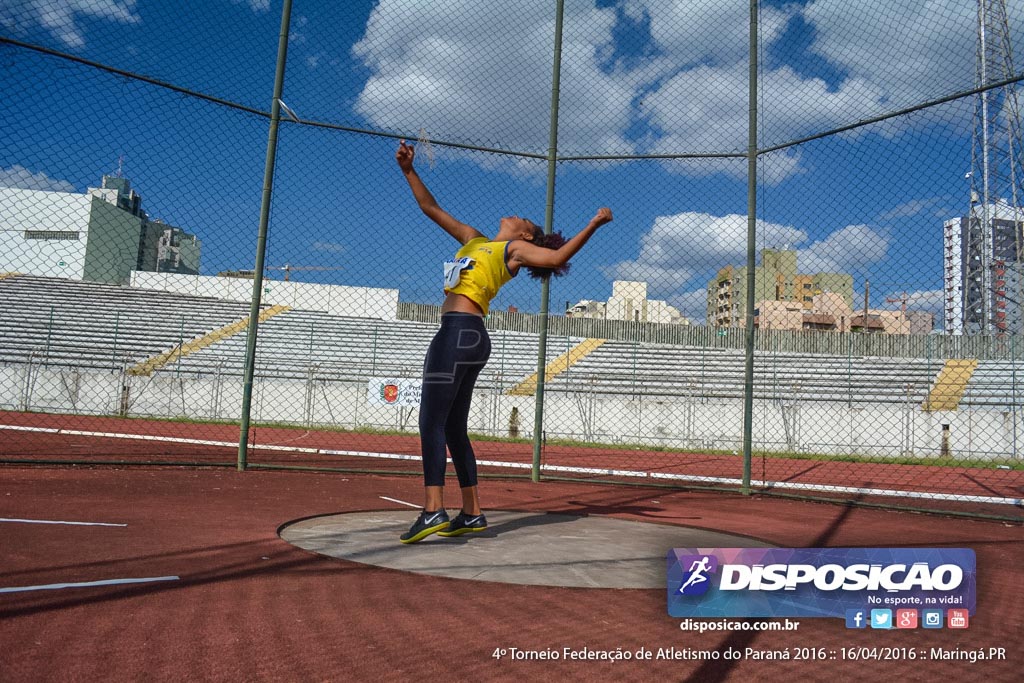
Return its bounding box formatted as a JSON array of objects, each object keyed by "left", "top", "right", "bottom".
[
  {"left": 751, "top": 449, "right": 1024, "bottom": 470},
  {"left": 548, "top": 436, "right": 1023, "bottom": 470},
  {"left": 4, "top": 409, "right": 1022, "bottom": 470}
]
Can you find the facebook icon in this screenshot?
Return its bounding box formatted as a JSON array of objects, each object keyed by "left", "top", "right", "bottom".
[{"left": 845, "top": 609, "right": 867, "bottom": 629}]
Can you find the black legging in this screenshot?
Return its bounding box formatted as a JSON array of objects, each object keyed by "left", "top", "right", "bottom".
[{"left": 419, "top": 312, "right": 492, "bottom": 487}]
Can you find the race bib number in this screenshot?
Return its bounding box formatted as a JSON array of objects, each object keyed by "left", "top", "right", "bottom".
[{"left": 443, "top": 257, "right": 475, "bottom": 289}]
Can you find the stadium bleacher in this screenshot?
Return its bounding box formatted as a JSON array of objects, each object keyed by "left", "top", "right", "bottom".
[
  {"left": 0, "top": 274, "right": 251, "bottom": 369},
  {"left": 962, "top": 361, "right": 1024, "bottom": 407},
  {"left": 168, "top": 307, "right": 575, "bottom": 390},
  {"left": 0, "top": 275, "right": 572, "bottom": 391},
  {"left": 542, "top": 339, "right": 942, "bottom": 404},
  {"left": 2, "top": 274, "right": 1023, "bottom": 409}
]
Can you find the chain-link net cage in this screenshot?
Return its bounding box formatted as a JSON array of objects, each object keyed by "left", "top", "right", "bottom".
[{"left": 1, "top": 0, "right": 1022, "bottom": 520}]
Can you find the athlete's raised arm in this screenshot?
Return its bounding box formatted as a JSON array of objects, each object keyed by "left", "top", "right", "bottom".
[
  {"left": 508, "top": 207, "right": 613, "bottom": 270},
  {"left": 396, "top": 141, "right": 484, "bottom": 245}
]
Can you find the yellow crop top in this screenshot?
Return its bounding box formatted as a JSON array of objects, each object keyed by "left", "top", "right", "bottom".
[{"left": 443, "top": 237, "right": 515, "bottom": 315}]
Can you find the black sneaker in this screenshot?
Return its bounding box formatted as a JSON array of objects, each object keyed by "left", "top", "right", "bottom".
[
  {"left": 437, "top": 511, "right": 487, "bottom": 537},
  {"left": 399, "top": 509, "right": 450, "bottom": 544}
]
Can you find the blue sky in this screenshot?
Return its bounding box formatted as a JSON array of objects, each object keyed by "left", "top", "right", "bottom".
[{"left": 2, "top": 0, "right": 1023, "bottom": 325}]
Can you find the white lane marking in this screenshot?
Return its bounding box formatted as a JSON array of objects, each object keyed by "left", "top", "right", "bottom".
[
  {"left": 3, "top": 424, "right": 1019, "bottom": 506},
  {"left": 1, "top": 425, "right": 308, "bottom": 451},
  {"left": 0, "top": 576, "right": 179, "bottom": 594},
  {"left": 379, "top": 496, "right": 419, "bottom": 509},
  {"left": 0, "top": 518, "right": 126, "bottom": 527},
  {"left": 647, "top": 472, "right": 1022, "bottom": 505}
]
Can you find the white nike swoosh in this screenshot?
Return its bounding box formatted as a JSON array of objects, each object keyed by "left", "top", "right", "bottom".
[{"left": 425, "top": 513, "right": 443, "bottom": 525}]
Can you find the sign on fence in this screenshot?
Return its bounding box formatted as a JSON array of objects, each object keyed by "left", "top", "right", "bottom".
[{"left": 367, "top": 377, "right": 422, "bottom": 407}]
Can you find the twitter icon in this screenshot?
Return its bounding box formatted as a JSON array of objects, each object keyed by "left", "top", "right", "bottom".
[{"left": 870, "top": 609, "right": 893, "bottom": 629}]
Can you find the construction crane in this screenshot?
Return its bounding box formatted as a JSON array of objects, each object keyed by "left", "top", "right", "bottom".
[
  {"left": 265, "top": 263, "right": 344, "bottom": 282},
  {"left": 885, "top": 291, "right": 909, "bottom": 314}
]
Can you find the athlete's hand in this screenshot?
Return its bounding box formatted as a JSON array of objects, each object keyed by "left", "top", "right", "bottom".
[
  {"left": 396, "top": 140, "right": 416, "bottom": 173},
  {"left": 590, "top": 207, "right": 613, "bottom": 228}
]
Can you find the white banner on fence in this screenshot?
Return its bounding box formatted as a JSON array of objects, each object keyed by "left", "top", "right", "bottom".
[{"left": 367, "top": 377, "right": 422, "bottom": 407}]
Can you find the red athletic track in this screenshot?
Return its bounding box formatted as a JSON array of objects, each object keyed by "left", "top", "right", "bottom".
[
  {"left": 0, "top": 465, "right": 1020, "bottom": 682},
  {"left": 1, "top": 410, "right": 1021, "bottom": 519}
]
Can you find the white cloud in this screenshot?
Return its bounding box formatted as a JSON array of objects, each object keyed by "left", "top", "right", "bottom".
[
  {"left": 349, "top": 1, "right": 807, "bottom": 162},
  {"left": 634, "top": 0, "right": 990, "bottom": 151},
  {"left": 351, "top": 0, "right": 632, "bottom": 154},
  {"left": 796, "top": 224, "right": 890, "bottom": 274},
  {"left": 883, "top": 288, "right": 945, "bottom": 322},
  {"left": 0, "top": 0, "right": 140, "bottom": 49},
  {"left": 605, "top": 211, "right": 891, "bottom": 299},
  {"left": 878, "top": 197, "right": 946, "bottom": 221},
  {"left": 603, "top": 211, "right": 807, "bottom": 295},
  {"left": 233, "top": 0, "right": 270, "bottom": 13},
  {"left": 312, "top": 241, "right": 345, "bottom": 254},
  {"left": 290, "top": 15, "right": 309, "bottom": 45},
  {"left": 473, "top": 154, "right": 549, "bottom": 182},
  {"left": 803, "top": 0, "right": 979, "bottom": 109},
  {"left": 623, "top": 0, "right": 793, "bottom": 68},
  {"left": 347, "top": 0, "right": 983, "bottom": 181},
  {"left": 640, "top": 63, "right": 886, "bottom": 157},
  {"left": 604, "top": 260, "right": 694, "bottom": 293},
  {"left": 0, "top": 165, "right": 76, "bottom": 192},
  {"left": 658, "top": 149, "right": 805, "bottom": 186}
]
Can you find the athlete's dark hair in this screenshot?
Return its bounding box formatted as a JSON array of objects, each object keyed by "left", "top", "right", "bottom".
[{"left": 524, "top": 223, "right": 570, "bottom": 279}]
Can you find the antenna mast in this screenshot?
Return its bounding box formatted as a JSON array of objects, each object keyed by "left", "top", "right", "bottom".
[{"left": 967, "top": 0, "right": 1024, "bottom": 335}]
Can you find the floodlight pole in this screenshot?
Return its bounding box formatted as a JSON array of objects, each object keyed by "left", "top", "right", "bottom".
[
  {"left": 238, "top": 0, "right": 293, "bottom": 471},
  {"left": 741, "top": 0, "right": 759, "bottom": 495},
  {"left": 532, "top": 0, "right": 566, "bottom": 483}
]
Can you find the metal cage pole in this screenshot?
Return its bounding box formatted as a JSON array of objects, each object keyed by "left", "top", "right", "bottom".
[
  {"left": 532, "top": 0, "right": 566, "bottom": 482},
  {"left": 741, "top": 0, "right": 760, "bottom": 494},
  {"left": 238, "top": 0, "right": 293, "bottom": 470}
]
